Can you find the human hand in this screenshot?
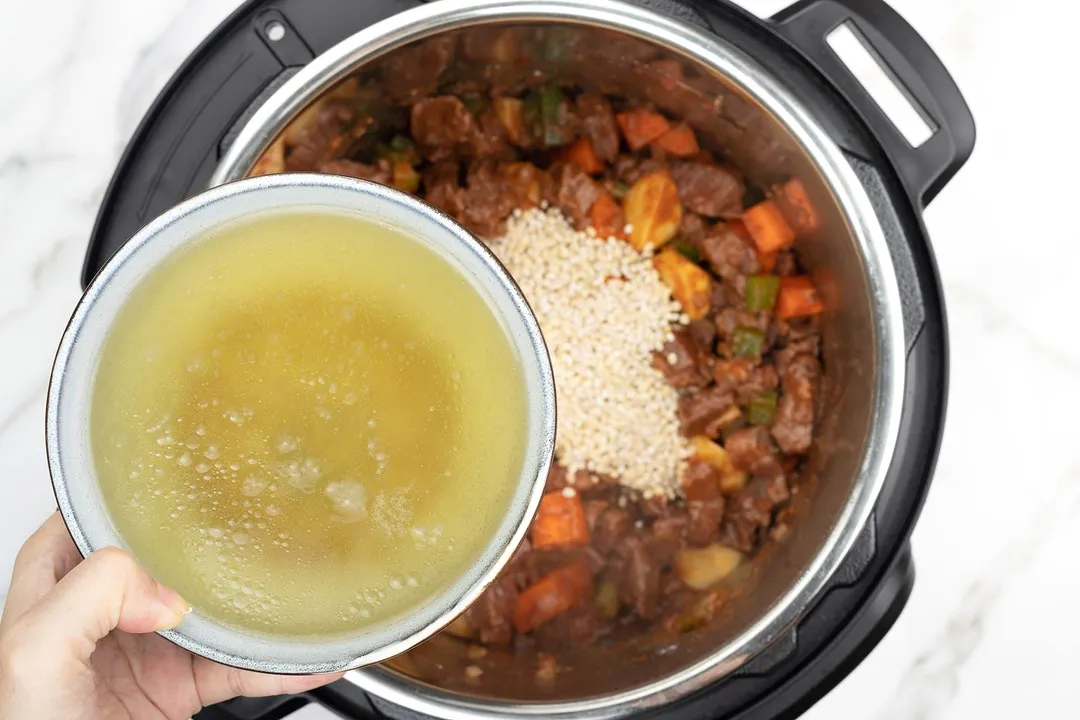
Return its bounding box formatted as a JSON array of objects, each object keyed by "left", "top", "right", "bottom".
[{"left": 0, "top": 513, "right": 342, "bottom": 719}]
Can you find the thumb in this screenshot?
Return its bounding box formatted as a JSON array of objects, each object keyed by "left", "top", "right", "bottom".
[{"left": 14, "top": 546, "right": 190, "bottom": 663}]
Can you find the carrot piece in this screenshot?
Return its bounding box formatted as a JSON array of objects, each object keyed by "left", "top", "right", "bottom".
[
  {"left": 775, "top": 275, "right": 825, "bottom": 319},
  {"left": 531, "top": 492, "right": 591, "bottom": 549},
  {"left": 565, "top": 137, "right": 604, "bottom": 175},
  {"left": 743, "top": 199, "right": 796, "bottom": 254},
  {"left": 616, "top": 110, "right": 672, "bottom": 151},
  {"left": 588, "top": 193, "right": 626, "bottom": 239},
  {"left": 654, "top": 123, "right": 700, "bottom": 157},
  {"left": 513, "top": 559, "right": 593, "bottom": 633},
  {"left": 777, "top": 177, "right": 819, "bottom": 234}
]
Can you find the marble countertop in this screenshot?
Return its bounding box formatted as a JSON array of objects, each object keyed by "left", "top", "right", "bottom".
[{"left": 0, "top": 0, "right": 1070, "bottom": 717}]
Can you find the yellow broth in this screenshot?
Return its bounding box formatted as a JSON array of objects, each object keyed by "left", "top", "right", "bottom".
[{"left": 92, "top": 211, "right": 528, "bottom": 638}]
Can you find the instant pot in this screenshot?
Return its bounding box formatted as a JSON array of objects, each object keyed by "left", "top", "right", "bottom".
[{"left": 83, "top": 0, "right": 973, "bottom": 717}]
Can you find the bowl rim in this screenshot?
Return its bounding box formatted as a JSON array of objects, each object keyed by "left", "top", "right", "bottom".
[
  {"left": 211, "top": 0, "right": 907, "bottom": 714},
  {"left": 45, "top": 171, "right": 557, "bottom": 675}
]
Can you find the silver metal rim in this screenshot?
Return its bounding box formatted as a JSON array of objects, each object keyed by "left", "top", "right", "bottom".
[
  {"left": 46, "top": 172, "right": 556, "bottom": 675},
  {"left": 211, "top": 0, "right": 906, "bottom": 714}
]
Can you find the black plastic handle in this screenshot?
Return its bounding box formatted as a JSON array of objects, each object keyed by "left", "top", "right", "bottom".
[{"left": 770, "top": 0, "right": 975, "bottom": 207}]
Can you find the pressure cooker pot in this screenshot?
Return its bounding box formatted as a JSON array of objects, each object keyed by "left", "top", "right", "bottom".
[{"left": 86, "top": 0, "right": 972, "bottom": 717}]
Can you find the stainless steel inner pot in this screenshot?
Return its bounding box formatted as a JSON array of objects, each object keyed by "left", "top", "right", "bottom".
[{"left": 212, "top": 0, "right": 906, "bottom": 716}]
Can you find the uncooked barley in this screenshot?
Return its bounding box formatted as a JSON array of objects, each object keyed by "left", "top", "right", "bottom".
[{"left": 485, "top": 208, "right": 690, "bottom": 495}]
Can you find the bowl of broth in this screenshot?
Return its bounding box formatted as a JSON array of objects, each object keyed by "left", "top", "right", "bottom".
[{"left": 46, "top": 173, "right": 556, "bottom": 674}]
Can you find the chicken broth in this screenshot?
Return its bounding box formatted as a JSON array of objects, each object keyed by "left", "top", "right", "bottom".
[{"left": 91, "top": 211, "right": 528, "bottom": 638}]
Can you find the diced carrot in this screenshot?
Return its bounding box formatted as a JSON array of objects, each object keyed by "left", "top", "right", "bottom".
[
  {"left": 757, "top": 250, "right": 778, "bottom": 273},
  {"left": 777, "top": 177, "right": 819, "bottom": 234},
  {"left": 775, "top": 275, "right": 825, "bottom": 319},
  {"left": 726, "top": 219, "right": 752, "bottom": 242},
  {"left": 742, "top": 199, "right": 796, "bottom": 254},
  {"left": 531, "top": 491, "right": 591, "bottom": 549},
  {"left": 616, "top": 110, "right": 672, "bottom": 151},
  {"left": 564, "top": 137, "right": 604, "bottom": 175},
  {"left": 588, "top": 193, "right": 626, "bottom": 239},
  {"left": 654, "top": 123, "right": 700, "bottom": 157},
  {"left": 513, "top": 559, "right": 593, "bottom": 633}
]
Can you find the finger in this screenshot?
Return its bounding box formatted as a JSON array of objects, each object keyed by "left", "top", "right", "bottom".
[
  {"left": 1, "top": 513, "right": 82, "bottom": 632},
  {"left": 9, "top": 545, "right": 190, "bottom": 665},
  {"left": 193, "top": 657, "right": 344, "bottom": 708}
]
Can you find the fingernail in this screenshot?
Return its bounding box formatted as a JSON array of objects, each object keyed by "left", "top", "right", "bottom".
[{"left": 156, "top": 584, "right": 192, "bottom": 628}]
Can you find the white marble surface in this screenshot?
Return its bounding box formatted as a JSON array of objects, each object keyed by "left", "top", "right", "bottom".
[{"left": 0, "top": 0, "right": 1073, "bottom": 717}]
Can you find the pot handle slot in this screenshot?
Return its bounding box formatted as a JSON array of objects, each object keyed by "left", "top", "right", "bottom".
[{"left": 769, "top": 0, "right": 975, "bottom": 207}]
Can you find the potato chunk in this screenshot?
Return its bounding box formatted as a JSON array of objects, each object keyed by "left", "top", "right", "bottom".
[
  {"left": 493, "top": 97, "right": 529, "bottom": 146},
  {"left": 653, "top": 247, "right": 713, "bottom": 319},
  {"left": 624, "top": 170, "right": 682, "bottom": 251},
  {"left": 690, "top": 435, "right": 748, "bottom": 494},
  {"left": 675, "top": 543, "right": 743, "bottom": 590}
]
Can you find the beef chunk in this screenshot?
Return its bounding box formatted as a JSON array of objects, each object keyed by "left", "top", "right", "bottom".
[
  {"left": 583, "top": 499, "right": 610, "bottom": 532},
  {"left": 714, "top": 307, "right": 770, "bottom": 340},
  {"left": 639, "top": 493, "right": 670, "bottom": 519},
  {"left": 774, "top": 319, "right": 821, "bottom": 360},
  {"left": 316, "top": 158, "right": 392, "bottom": 184},
  {"left": 615, "top": 536, "right": 661, "bottom": 620},
  {"left": 721, "top": 491, "right": 774, "bottom": 553},
  {"left": 285, "top": 100, "right": 356, "bottom": 171},
  {"left": 593, "top": 507, "right": 633, "bottom": 555},
  {"left": 682, "top": 459, "right": 721, "bottom": 501},
  {"left": 575, "top": 93, "right": 620, "bottom": 162},
  {"left": 651, "top": 328, "right": 711, "bottom": 390},
  {"left": 411, "top": 96, "right": 478, "bottom": 162},
  {"left": 422, "top": 161, "right": 465, "bottom": 217},
  {"left": 468, "top": 109, "right": 514, "bottom": 159},
  {"left": 551, "top": 163, "right": 603, "bottom": 228},
  {"left": 532, "top": 603, "right": 598, "bottom": 648},
  {"left": 611, "top": 154, "right": 666, "bottom": 185},
  {"left": 651, "top": 513, "right": 689, "bottom": 548},
  {"left": 724, "top": 427, "right": 783, "bottom": 478},
  {"left": 771, "top": 353, "right": 820, "bottom": 454},
  {"left": 464, "top": 574, "right": 518, "bottom": 644},
  {"left": 709, "top": 283, "right": 729, "bottom": 314},
  {"left": 545, "top": 463, "right": 569, "bottom": 493},
  {"left": 698, "top": 224, "right": 760, "bottom": 283},
  {"left": 382, "top": 36, "right": 456, "bottom": 104},
  {"left": 687, "top": 317, "right": 717, "bottom": 351},
  {"left": 677, "top": 387, "right": 736, "bottom": 437},
  {"left": 713, "top": 359, "right": 779, "bottom": 405},
  {"left": 687, "top": 497, "right": 725, "bottom": 547},
  {"left": 460, "top": 161, "right": 515, "bottom": 237},
  {"left": 752, "top": 475, "right": 791, "bottom": 505},
  {"left": 679, "top": 212, "right": 709, "bottom": 247},
  {"left": 670, "top": 162, "right": 745, "bottom": 218}
]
